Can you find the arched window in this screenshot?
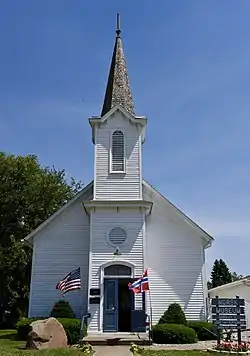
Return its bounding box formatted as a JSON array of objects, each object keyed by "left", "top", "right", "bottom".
[
  {"left": 111, "top": 130, "right": 125, "bottom": 172},
  {"left": 104, "top": 264, "right": 131, "bottom": 276},
  {"left": 108, "top": 227, "right": 127, "bottom": 246}
]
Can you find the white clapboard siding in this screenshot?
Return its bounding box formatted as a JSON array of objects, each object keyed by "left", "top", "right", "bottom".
[
  {"left": 94, "top": 111, "right": 142, "bottom": 200},
  {"left": 29, "top": 190, "right": 92, "bottom": 319},
  {"left": 143, "top": 182, "right": 206, "bottom": 324},
  {"left": 88, "top": 207, "right": 145, "bottom": 332}
]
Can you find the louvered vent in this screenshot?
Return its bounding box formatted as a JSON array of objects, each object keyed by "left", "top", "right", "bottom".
[
  {"left": 112, "top": 130, "right": 124, "bottom": 172},
  {"left": 108, "top": 227, "right": 127, "bottom": 246}
]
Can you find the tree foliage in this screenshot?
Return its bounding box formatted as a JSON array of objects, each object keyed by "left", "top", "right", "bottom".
[
  {"left": 231, "top": 271, "right": 244, "bottom": 282},
  {"left": 50, "top": 299, "right": 75, "bottom": 318},
  {"left": 208, "top": 259, "right": 244, "bottom": 290},
  {"left": 210, "top": 259, "right": 232, "bottom": 289},
  {"left": 0, "top": 152, "right": 82, "bottom": 327},
  {"left": 158, "top": 303, "right": 187, "bottom": 325}
]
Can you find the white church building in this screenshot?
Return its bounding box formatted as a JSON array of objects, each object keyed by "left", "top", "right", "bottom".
[{"left": 24, "top": 16, "right": 214, "bottom": 333}]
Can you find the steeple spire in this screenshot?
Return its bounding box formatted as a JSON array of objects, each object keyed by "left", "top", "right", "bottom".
[
  {"left": 101, "top": 14, "right": 134, "bottom": 116},
  {"left": 116, "top": 13, "right": 121, "bottom": 37}
]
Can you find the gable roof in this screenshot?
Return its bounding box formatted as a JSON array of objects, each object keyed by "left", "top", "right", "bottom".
[
  {"left": 23, "top": 179, "right": 214, "bottom": 248},
  {"left": 23, "top": 181, "right": 93, "bottom": 245},
  {"left": 89, "top": 105, "right": 147, "bottom": 144},
  {"left": 208, "top": 277, "right": 250, "bottom": 293},
  {"left": 143, "top": 180, "right": 214, "bottom": 248}
]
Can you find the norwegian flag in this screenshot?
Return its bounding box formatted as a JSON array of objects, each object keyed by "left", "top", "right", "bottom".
[{"left": 128, "top": 269, "right": 149, "bottom": 294}]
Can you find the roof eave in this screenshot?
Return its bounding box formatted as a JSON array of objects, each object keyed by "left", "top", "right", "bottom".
[
  {"left": 142, "top": 180, "right": 214, "bottom": 247},
  {"left": 22, "top": 181, "right": 94, "bottom": 245},
  {"left": 208, "top": 278, "right": 250, "bottom": 293},
  {"left": 89, "top": 105, "right": 147, "bottom": 143},
  {"left": 89, "top": 105, "right": 147, "bottom": 125},
  {"left": 82, "top": 199, "right": 153, "bottom": 215}
]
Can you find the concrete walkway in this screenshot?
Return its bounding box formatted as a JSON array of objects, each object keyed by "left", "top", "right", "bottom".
[{"left": 94, "top": 345, "right": 131, "bottom": 356}]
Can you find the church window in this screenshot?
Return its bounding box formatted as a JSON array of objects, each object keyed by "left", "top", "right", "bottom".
[
  {"left": 111, "top": 130, "right": 125, "bottom": 172},
  {"left": 108, "top": 227, "right": 127, "bottom": 246},
  {"left": 104, "top": 264, "right": 131, "bottom": 276}
]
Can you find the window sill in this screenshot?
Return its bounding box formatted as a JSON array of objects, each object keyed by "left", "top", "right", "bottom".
[{"left": 109, "top": 171, "right": 126, "bottom": 174}]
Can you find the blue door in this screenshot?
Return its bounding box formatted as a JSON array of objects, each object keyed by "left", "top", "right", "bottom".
[{"left": 103, "top": 279, "right": 118, "bottom": 331}]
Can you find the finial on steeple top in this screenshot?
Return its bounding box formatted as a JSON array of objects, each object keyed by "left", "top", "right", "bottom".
[
  {"left": 116, "top": 13, "right": 121, "bottom": 37},
  {"left": 101, "top": 13, "right": 134, "bottom": 116}
]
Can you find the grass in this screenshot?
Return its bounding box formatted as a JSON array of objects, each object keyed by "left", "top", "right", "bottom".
[
  {"left": 143, "top": 353, "right": 208, "bottom": 356},
  {"left": 0, "top": 330, "right": 83, "bottom": 355},
  {"left": 0, "top": 330, "right": 210, "bottom": 355}
]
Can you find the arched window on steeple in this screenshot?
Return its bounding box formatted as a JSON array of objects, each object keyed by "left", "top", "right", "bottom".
[{"left": 111, "top": 130, "right": 125, "bottom": 172}]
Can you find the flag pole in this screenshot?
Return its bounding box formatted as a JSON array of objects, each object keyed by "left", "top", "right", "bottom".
[
  {"left": 148, "top": 287, "right": 153, "bottom": 342},
  {"left": 79, "top": 276, "right": 83, "bottom": 341},
  {"left": 144, "top": 268, "right": 153, "bottom": 343}
]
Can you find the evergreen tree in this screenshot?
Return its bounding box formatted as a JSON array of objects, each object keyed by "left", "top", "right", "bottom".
[
  {"left": 210, "top": 259, "right": 232, "bottom": 288},
  {"left": 50, "top": 299, "right": 75, "bottom": 318},
  {"left": 207, "top": 280, "right": 212, "bottom": 290},
  {"left": 231, "top": 271, "right": 243, "bottom": 282},
  {"left": 158, "top": 303, "right": 187, "bottom": 325}
]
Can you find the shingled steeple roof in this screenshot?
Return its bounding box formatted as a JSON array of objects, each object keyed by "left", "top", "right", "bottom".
[{"left": 101, "top": 14, "right": 134, "bottom": 117}]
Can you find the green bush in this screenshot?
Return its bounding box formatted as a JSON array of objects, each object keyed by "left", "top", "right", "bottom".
[
  {"left": 60, "top": 318, "right": 82, "bottom": 345},
  {"left": 187, "top": 320, "right": 217, "bottom": 340},
  {"left": 16, "top": 317, "right": 86, "bottom": 345},
  {"left": 152, "top": 323, "right": 198, "bottom": 344},
  {"left": 16, "top": 317, "right": 41, "bottom": 340},
  {"left": 50, "top": 299, "right": 75, "bottom": 318},
  {"left": 158, "top": 303, "right": 187, "bottom": 325}
]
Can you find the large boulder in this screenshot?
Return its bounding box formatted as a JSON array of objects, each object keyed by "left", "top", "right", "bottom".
[{"left": 26, "top": 317, "right": 68, "bottom": 350}]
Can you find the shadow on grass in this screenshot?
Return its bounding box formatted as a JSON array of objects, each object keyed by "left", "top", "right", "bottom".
[
  {"left": 0, "top": 333, "right": 20, "bottom": 341},
  {"left": 0, "top": 331, "right": 26, "bottom": 349}
]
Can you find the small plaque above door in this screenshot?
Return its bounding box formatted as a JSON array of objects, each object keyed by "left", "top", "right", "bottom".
[{"left": 90, "top": 288, "right": 100, "bottom": 296}]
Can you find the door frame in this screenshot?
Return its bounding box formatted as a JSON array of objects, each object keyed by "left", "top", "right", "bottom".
[{"left": 100, "top": 260, "right": 135, "bottom": 332}]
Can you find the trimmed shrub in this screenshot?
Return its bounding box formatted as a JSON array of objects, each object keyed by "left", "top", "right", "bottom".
[
  {"left": 60, "top": 318, "right": 82, "bottom": 345},
  {"left": 152, "top": 323, "right": 198, "bottom": 344},
  {"left": 16, "top": 317, "right": 40, "bottom": 340},
  {"left": 16, "top": 317, "right": 85, "bottom": 344},
  {"left": 187, "top": 321, "right": 217, "bottom": 340},
  {"left": 50, "top": 299, "right": 75, "bottom": 318},
  {"left": 158, "top": 303, "right": 187, "bottom": 325}
]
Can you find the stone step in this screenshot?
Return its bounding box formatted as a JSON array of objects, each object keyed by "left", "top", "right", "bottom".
[{"left": 83, "top": 333, "right": 152, "bottom": 346}]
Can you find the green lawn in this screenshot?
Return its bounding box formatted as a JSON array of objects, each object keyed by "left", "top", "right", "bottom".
[
  {"left": 0, "top": 330, "right": 209, "bottom": 356},
  {"left": 143, "top": 354, "right": 208, "bottom": 356}
]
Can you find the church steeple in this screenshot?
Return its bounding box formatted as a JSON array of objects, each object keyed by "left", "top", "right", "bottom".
[{"left": 101, "top": 14, "right": 134, "bottom": 116}]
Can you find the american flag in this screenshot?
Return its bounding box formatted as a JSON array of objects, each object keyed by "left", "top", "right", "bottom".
[{"left": 56, "top": 267, "right": 81, "bottom": 295}]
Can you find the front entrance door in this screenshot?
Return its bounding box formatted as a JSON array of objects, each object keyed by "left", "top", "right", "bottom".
[
  {"left": 118, "top": 279, "right": 134, "bottom": 332},
  {"left": 103, "top": 279, "right": 118, "bottom": 331}
]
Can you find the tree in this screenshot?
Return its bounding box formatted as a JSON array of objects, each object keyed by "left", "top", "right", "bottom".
[
  {"left": 50, "top": 299, "right": 75, "bottom": 318},
  {"left": 231, "top": 272, "right": 244, "bottom": 282},
  {"left": 158, "top": 303, "right": 187, "bottom": 325},
  {"left": 207, "top": 280, "right": 212, "bottom": 290},
  {"left": 0, "top": 152, "right": 82, "bottom": 327},
  {"left": 210, "top": 259, "right": 232, "bottom": 289}
]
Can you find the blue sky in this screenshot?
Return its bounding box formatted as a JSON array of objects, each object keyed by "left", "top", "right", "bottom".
[{"left": 1, "top": 0, "right": 250, "bottom": 279}]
